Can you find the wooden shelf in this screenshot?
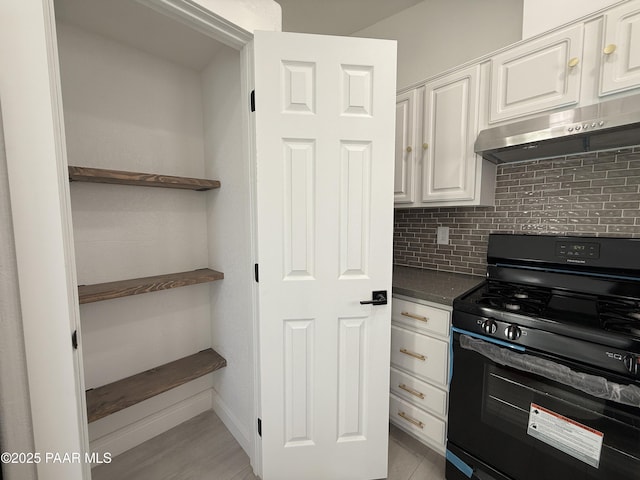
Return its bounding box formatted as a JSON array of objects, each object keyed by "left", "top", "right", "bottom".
[
  {"left": 86, "top": 348, "right": 226, "bottom": 423},
  {"left": 78, "top": 268, "right": 224, "bottom": 304},
  {"left": 68, "top": 166, "right": 221, "bottom": 191}
]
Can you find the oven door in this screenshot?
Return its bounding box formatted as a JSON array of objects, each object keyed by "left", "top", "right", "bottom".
[{"left": 447, "top": 330, "right": 640, "bottom": 480}]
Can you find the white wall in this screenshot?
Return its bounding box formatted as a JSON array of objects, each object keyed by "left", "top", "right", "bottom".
[
  {"left": 522, "top": 0, "right": 622, "bottom": 38},
  {"left": 202, "top": 47, "right": 255, "bottom": 455},
  {"left": 354, "top": 0, "right": 523, "bottom": 90}
]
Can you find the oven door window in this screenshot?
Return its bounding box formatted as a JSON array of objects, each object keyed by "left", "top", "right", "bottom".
[{"left": 448, "top": 333, "right": 640, "bottom": 480}]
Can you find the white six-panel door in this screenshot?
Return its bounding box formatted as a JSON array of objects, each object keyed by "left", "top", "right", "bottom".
[{"left": 254, "top": 31, "right": 396, "bottom": 480}]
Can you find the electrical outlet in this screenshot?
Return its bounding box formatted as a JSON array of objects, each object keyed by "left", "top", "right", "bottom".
[{"left": 437, "top": 226, "right": 449, "bottom": 245}]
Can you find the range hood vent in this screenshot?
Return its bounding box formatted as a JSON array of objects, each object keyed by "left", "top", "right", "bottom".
[{"left": 475, "top": 94, "right": 640, "bottom": 163}]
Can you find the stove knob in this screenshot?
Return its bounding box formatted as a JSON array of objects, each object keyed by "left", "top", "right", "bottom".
[
  {"left": 505, "top": 325, "right": 521, "bottom": 341},
  {"left": 482, "top": 319, "right": 497, "bottom": 334},
  {"left": 623, "top": 354, "right": 639, "bottom": 375}
]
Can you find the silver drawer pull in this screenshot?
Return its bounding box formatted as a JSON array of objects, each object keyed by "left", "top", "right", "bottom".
[
  {"left": 398, "top": 411, "right": 424, "bottom": 429},
  {"left": 398, "top": 383, "right": 425, "bottom": 399},
  {"left": 400, "top": 348, "right": 426, "bottom": 361},
  {"left": 401, "top": 311, "right": 428, "bottom": 322}
]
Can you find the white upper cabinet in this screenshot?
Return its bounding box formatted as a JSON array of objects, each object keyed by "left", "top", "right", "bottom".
[
  {"left": 489, "top": 24, "right": 584, "bottom": 123},
  {"left": 422, "top": 65, "right": 480, "bottom": 202},
  {"left": 393, "top": 66, "right": 496, "bottom": 208},
  {"left": 488, "top": 0, "right": 640, "bottom": 123},
  {"left": 599, "top": 1, "right": 640, "bottom": 96},
  {"left": 394, "top": 89, "right": 418, "bottom": 203}
]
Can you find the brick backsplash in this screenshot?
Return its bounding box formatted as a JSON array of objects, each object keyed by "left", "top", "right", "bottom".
[{"left": 394, "top": 147, "right": 640, "bottom": 277}]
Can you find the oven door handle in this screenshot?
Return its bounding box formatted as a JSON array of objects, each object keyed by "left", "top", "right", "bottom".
[
  {"left": 449, "top": 326, "right": 525, "bottom": 384},
  {"left": 456, "top": 332, "right": 640, "bottom": 409},
  {"left": 452, "top": 326, "right": 525, "bottom": 351}
]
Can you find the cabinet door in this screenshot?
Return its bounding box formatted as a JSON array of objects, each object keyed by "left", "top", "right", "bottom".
[
  {"left": 421, "top": 65, "right": 479, "bottom": 202},
  {"left": 254, "top": 31, "right": 396, "bottom": 480},
  {"left": 489, "top": 24, "right": 584, "bottom": 123},
  {"left": 394, "top": 89, "right": 416, "bottom": 204},
  {"left": 600, "top": 2, "right": 640, "bottom": 96}
]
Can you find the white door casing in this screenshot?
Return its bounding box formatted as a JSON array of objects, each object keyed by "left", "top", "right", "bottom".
[
  {"left": 0, "top": 1, "right": 89, "bottom": 478},
  {"left": 254, "top": 31, "right": 396, "bottom": 480}
]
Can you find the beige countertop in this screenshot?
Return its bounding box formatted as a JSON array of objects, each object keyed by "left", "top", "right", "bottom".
[{"left": 392, "top": 265, "right": 484, "bottom": 306}]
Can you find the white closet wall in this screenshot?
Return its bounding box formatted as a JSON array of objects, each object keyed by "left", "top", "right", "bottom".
[{"left": 202, "top": 46, "right": 255, "bottom": 453}]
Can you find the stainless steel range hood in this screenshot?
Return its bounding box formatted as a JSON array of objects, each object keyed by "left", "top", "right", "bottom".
[{"left": 475, "top": 94, "right": 640, "bottom": 163}]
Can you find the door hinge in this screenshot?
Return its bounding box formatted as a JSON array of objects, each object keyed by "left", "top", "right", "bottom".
[
  {"left": 257, "top": 418, "right": 262, "bottom": 437},
  {"left": 250, "top": 90, "right": 255, "bottom": 112},
  {"left": 254, "top": 263, "right": 259, "bottom": 282},
  {"left": 72, "top": 330, "right": 78, "bottom": 349}
]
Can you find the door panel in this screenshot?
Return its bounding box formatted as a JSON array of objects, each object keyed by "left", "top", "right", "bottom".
[
  {"left": 394, "top": 90, "right": 416, "bottom": 204},
  {"left": 489, "top": 24, "right": 583, "bottom": 123},
  {"left": 254, "top": 31, "right": 396, "bottom": 480},
  {"left": 421, "top": 65, "right": 479, "bottom": 202}
]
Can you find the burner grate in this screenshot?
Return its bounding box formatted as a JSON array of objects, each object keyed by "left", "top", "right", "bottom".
[{"left": 476, "top": 283, "right": 551, "bottom": 316}]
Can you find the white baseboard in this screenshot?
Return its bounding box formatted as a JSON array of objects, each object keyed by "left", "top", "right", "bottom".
[
  {"left": 211, "top": 388, "right": 251, "bottom": 457},
  {"left": 89, "top": 388, "right": 213, "bottom": 460}
]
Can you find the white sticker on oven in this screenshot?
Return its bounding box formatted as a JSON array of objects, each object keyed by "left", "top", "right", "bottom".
[{"left": 527, "top": 403, "right": 603, "bottom": 468}]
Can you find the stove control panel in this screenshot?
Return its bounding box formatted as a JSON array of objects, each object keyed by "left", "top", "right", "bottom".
[
  {"left": 556, "top": 241, "right": 600, "bottom": 260},
  {"left": 458, "top": 310, "right": 640, "bottom": 380}
]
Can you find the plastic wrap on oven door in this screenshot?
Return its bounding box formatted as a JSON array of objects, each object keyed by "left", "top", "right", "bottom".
[{"left": 459, "top": 334, "right": 640, "bottom": 408}]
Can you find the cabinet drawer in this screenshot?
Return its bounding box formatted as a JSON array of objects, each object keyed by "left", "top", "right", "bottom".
[
  {"left": 390, "top": 393, "right": 446, "bottom": 449},
  {"left": 390, "top": 366, "right": 447, "bottom": 417},
  {"left": 392, "top": 297, "right": 450, "bottom": 337},
  {"left": 390, "top": 325, "right": 448, "bottom": 386}
]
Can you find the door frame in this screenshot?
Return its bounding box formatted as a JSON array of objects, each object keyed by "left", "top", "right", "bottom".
[
  {"left": 1, "top": 1, "right": 261, "bottom": 478},
  {"left": 1, "top": 1, "right": 89, "bottom": 478}
]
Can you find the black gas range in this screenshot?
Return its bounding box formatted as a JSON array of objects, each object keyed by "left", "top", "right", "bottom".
[{"left": 446, "top": 234, "right": 640, "bottom": 480}]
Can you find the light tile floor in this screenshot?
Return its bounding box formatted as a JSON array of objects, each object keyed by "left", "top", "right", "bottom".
[
  {"left": 386, "top": 425, "right": 445, "bottom": 480},
  {"left": 92, "top": 410, "right": 445, "bottom": 480}
]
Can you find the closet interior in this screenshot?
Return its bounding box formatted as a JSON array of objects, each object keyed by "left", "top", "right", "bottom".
[{"left": 55, "top": 0, "right": 256, "bottom": 461}]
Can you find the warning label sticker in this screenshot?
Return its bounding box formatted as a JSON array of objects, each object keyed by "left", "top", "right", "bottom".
[{"left": 527, "top": 403, "right": 604, "bottom": 468}]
